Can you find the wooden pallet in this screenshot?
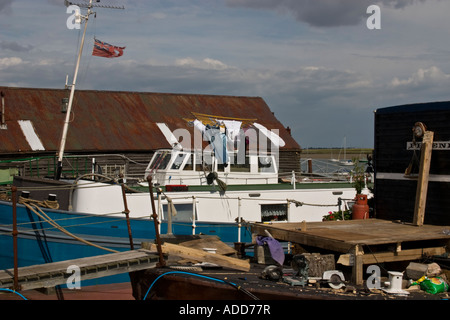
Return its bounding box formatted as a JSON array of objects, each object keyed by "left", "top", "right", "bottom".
[{"left": 250, "top": 219, "right": 450, "bottom": 285}]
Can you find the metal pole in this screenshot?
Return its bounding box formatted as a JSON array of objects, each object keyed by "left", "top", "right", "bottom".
[
  {"left": 237, "top": 197, "right": 241, "bottom": 243},
  {"left": 120, "top": 184, "right": 134, "bottom": 250},
  {"left": 192, "top": 196, "right": 196, "bottom": 235},
  {"left": 292, "top": 170, "right": 296, "bottom": 190},
  {"left": 157, "top": 191, "right": 162, "bottom": 235},
  {"left": 167, "top": 197, "right": 173, "bottom": 235},
  {"left": 147, "top": 176, "right": 165, "bottom": 267},
  {"left": 11, "top": 186, "right": 19, "bottom": 291},
  {"left": 56, "top": 0, "right": 93, "bottom": 180}
]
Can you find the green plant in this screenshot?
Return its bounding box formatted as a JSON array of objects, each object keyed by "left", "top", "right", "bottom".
[
  {"left": 323, "top": 210, "right": 351, "bottom": 221},
  {"left": 352, "top": 159, "right": 366, "bottom": 195}
]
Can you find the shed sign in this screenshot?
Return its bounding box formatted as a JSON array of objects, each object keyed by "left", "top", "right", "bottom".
[{"left": 407, "top": 141, "right": 450, "bottom": 151}]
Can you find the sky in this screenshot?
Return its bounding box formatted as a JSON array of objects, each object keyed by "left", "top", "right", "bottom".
[{"left": 1, "top": 0, "right": 450, "bottom": 148}]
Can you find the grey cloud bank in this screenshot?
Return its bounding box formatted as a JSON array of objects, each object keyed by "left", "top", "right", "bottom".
[{"left": 0, "top": 0, "right": 449, "bottom": 148}]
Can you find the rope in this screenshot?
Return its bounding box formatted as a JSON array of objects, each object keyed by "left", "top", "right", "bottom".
[
  {"left": 18, "top": 196, "right": 60, "bottom": 210},
  {"left": 157, "top": 194, "right": 338, "bottom": 208},
  {"left": 18, "top": 198, "right": 118, "bottom": 253}
]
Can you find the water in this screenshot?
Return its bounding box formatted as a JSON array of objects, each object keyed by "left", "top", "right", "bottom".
[{"left": 300, "top": 159, "right": 353, "bottom": 178}]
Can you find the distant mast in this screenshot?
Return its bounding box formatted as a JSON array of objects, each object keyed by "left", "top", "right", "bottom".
[{"left": 56, "top": 0, "right": 124, "bottom": 180}]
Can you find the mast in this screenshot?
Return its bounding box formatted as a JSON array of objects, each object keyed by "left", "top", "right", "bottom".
[{"left": 56, "top": 0, "right": 124, "bottom": 180}]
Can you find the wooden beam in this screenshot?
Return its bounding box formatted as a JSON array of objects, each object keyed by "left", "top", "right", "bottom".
[
  {"left": 413, "top": 131, "right": 434, "bottom": 226},
  {"left": 362, "top": 246, "right": 446, "bottom": 265},
  {"left": 338, "top": 246, "right": 447, "bottom": 267},
  {"left": 351, "top": 245, "right": 364, "bottom": 286},
  {"left": 143, "top": 242, "right": 250, "bottom": 272},
  {"left": 251, "top": 223, "right": 354, "bottom": 253}
]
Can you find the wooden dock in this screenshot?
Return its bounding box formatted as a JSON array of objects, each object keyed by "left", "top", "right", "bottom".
[
  {"left": 250, "top": 219, "right": 450, "bottom": 285},
  {"left": 0, "top": 249, "right": 159, "bottom": 291}
]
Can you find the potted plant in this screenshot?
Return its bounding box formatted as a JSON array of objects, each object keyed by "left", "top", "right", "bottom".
[
  {"left": 352, "top": 159, "right": 366, "bottom": 195},
  {"left": 351, "top": 159, "right": 370, "bottom": 219}
]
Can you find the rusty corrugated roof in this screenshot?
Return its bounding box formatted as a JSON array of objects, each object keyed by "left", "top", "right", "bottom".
[{"left": 0, "top": 87, "right": 300, "bottom": 154}]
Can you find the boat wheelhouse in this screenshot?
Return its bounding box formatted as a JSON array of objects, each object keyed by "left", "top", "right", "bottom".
[{"left": 144, "top": 149, "right": 279, "bottom": 187}]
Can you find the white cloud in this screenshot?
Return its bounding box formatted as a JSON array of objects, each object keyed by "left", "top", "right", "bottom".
[
  {"left": 175, "top": 57, "right": 231, "bottom": 70},
  {"left": 391, "top": 66, "right": 450, "bottom": 87},
  {"left": 0, "top": 57, "right": 23, "bottom": 69}
]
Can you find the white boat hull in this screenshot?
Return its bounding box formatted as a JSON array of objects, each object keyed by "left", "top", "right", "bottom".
[{"left": 72, "top": 181, "right": 356, "bottom": 226}]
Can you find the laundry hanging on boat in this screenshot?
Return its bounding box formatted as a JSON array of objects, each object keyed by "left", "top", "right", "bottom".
[
  {"left": 221, "top": 120, "right": 242, "bottom": 149},
  {"left": 92, "top": 38, "right": 125, "bottom": 58},
  {"left": 193, "top": 119, "right": 229, "bottom": 165},
  {"left": 204, "top": 124, "right": 228, "bottom": 165},
  {"left": 253, "top": 123, "right": 286, "bottom": 148}
]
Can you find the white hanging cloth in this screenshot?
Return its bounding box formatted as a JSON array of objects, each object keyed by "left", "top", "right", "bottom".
[{"left": 253, "top": 123, "right": 286, "bottom": 148}]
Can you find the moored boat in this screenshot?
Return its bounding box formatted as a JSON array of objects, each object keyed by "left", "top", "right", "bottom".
[{"left": 0, "top": 145, "right": 361, "bottom": 286}]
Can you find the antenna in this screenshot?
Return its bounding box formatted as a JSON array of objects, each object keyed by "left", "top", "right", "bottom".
[{"left": 64, "top": 0, "right": 124, "bottom": 10}]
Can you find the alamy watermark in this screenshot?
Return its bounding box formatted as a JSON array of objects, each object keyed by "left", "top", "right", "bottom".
[
  {"left": 66, "top": 5, "right": 81, "bottom": 30},
  {"left": 66, "top": 265, "right": 81, "bottom": 289},
  {"left": 366, "top": 265, "right": 382, "bottom": 289},
  {"left": 367, "top": 5, "right": 381, "bottom": 30}
]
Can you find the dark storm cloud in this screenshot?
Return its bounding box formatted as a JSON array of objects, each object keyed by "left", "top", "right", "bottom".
[
  {"left": 225, "top": 0, "right": 426, "bottom": 27},
  {"left": 0, "top": 41, "right": 33, "bottom": 52},
  {"left": 0, "top": 0, "right": 13, "bottom": 14}
]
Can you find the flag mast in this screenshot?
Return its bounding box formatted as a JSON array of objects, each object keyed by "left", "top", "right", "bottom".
[{"left": 56, "top": 0, "right": 124, "bottom": 180}]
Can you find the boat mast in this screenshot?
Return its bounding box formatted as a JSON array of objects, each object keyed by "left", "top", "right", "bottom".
[
  {"left": 56, "top": 0, "right": 124, "bottom": 180},
  {"left": 56, "top": 0, "right": 93, "bottom": 180}
]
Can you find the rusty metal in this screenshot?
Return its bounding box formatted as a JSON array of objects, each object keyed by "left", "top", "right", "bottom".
[
  {"left": 147, "top": 175, "right": 165, "bottom": 267},
  {"left": 0, "top": 87, "right": 300, "bottom": 155},
  {"left": 11, "top": 186, "right": 20, "bottom": 291},
  {"left": 120, "top": 183, "right": 134, "bottom": 250}
]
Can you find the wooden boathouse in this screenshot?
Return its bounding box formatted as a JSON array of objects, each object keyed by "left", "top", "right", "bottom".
[{"left": 0, "top": 87, "right": 301, "bottom": 184}]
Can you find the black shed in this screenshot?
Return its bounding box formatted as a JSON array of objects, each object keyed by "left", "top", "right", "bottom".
[{"left": 374, "top": 101, "right": 450, "bottom": 226}]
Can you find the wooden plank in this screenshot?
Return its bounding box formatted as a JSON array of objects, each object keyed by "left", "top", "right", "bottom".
[
  {"left": 143, "top": 242, "right": 250, "bottom": 272},
  {"left": 338, "top": 246, "right": 447, "bottom": 266},
  {"left": 352, "top": 245, "right": 364, "bottom": 286},
  {"left": 413, "top": 131, "right": 434, "bottom": 226},
  {"left": 0, "top": 250, "right": 154, "bottom": 278},
  {"left": 251, "top": 220, "right": 450, "bottom": 246},
  {"left": 178, "top": 237, "right": 237, "bottom": 256},
  {"left": 362, "top": 246, "right": 447, "bottom": 265},
  {"left": 251, "top": 223, "right": 359, "bottom": 253},
  {"left": 0, "top": 250, "right": 159, "bottom": 291}
]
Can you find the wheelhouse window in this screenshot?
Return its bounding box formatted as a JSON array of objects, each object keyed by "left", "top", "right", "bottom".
[
  {"left": 261, "top": 204, "right": 288, "bottom": 222},
  {"left": 230, "top": 153, "right": 250, "bottom": 173},
  {"left": 171, "top": 153, "right": 188, "bottom": 170},
  {"left": 183, "top": 153, "right": 194, "bottom": 171},
  {"left": 258, "top": 156, "right": 275, "bottom": 173},
  {"left": 149, "top": 151, "right": 171, "bottom": 170}
]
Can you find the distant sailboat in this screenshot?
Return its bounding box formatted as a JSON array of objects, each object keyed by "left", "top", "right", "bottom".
[
  {"left": 340, "top": 136, "right": 354, "bottom": 166},
  {"left": 330, "top": 149, "right": 340, "bottom": 162}
]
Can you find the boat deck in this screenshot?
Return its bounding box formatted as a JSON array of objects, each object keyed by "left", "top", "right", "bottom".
[
  {"left": 131, "top": 263, "right": 444, "bottom": 301},
  {"left": 250, "top": 219, "right": 450, "bottom": 285}
]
